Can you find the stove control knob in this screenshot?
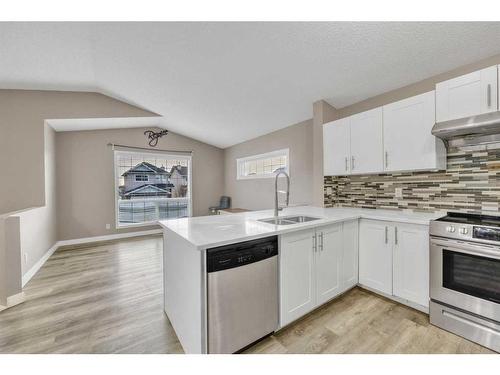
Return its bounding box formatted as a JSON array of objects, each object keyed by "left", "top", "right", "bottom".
[
  {"left": 446, "top": 226, "right": 456, "bottom": 233},
  {"left": 459, "top": 227, "right": 468, "bottom": 235}
]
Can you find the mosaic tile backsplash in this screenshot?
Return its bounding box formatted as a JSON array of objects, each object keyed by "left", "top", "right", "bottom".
[{"left": 324, "top": 145, "right": 500, "bottom": 214}]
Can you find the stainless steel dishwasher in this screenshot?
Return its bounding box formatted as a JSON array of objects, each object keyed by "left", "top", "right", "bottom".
[{"left": 207, "top": 236, "right": 278, "bottom": 354}]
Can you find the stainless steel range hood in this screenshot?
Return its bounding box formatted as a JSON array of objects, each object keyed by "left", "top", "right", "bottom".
[{"left": 432, "top": 111, "right": 500, "bottom": 148}]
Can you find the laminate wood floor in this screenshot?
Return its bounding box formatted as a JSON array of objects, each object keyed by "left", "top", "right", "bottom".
[
  {"left": 0, "top": 236, "right": 494, "bottom": 354},
  {"left": 0, "top": 235, "right": 183, "bottom": 354}
]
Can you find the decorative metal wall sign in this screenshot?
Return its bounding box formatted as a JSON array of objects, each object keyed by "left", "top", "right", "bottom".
[{"left": 144, "top": 129, "right": 169, "bottom": 147}]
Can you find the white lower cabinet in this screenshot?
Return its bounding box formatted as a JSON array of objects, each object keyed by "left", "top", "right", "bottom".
[
  {"left": 279, "top": 228, "right": 316, "bottom": 326},
  {"left": 393, "top": 223, "right": 429, "bottom": 308},
  {"left": 359, "top": 220, "right": 393, "bottom": 295},
  {"left": 341, "top": 219, "right": 359, "bottom": 292},
  {"left": 316, "top": 224, "right": 342, "bottom": 305},
  {"left": 359, "top": 219, "right": 429, "bottom": 310},
  {"left": 280, "top": 218, "right": 429, "bottom": 327},
  {"left": 280, "top": 221, "right": 358, "bottom": 327}
]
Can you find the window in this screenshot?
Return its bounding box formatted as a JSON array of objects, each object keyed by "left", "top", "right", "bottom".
[
  {"left": 236, "top": 149, "right": 289, "bottom": 180},
  {"left": 114, "top": 150, "right": 191, "bottom": 227}
]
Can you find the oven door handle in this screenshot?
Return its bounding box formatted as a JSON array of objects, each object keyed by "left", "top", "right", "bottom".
[{"left": 431, "top": 238, "right": 500, "bottom": 260}]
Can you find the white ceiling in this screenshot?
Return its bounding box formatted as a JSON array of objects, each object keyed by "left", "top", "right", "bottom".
[{"left": 2, "top": 22, "right": 500, "bottom": 148}]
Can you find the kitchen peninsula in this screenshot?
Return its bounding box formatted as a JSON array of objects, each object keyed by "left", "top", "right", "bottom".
[{"left": 159, "top": 206, "right": 443, "bottom": 354}]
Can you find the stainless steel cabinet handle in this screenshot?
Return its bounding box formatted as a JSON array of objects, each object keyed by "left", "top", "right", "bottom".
[
  {"left": 487, "top": 84, "right": 492, "bottom": 107},
  {"left": 385, "top": 226, "right": 388, "bottom": 244},
  {"left": 319, "top": 232, "right": 324, "bottom": 251},
  {"left": 385, "top": 151, "right": 389, "bottom": 168},
  {"left": 351, "top": 156, "right": 355, "bottom": 170},
  {"left": 312, "top": 234, "right": 317, "bottom": 252},
  {"left": 395, "top": 227, "right": 398, "bottom": 245},
  {"left": 345, "top": 157, "right": 348, "bottom": 171}
]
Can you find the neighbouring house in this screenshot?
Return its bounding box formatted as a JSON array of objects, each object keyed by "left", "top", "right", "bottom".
[
  {"left": 169, "top": 165, "right": 188, "bottom": 198},
  {"left": 120, "top": 162, "right": 174, "bottom": 199}
]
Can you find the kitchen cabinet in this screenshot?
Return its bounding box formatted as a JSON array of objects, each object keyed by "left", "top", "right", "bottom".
[
  {"left": 316, "top": 223, "right": 342, "bottom": 305},
  {"left": 280, "top": 221, "right": 357, "bottom": 326},
  {"left": 359, "top": 220, "right": 393, "bottom": 295},
  {"left": 341, "top": 219, "right": 358, "bottom": 292},
  {"left": 436, "top": 65, "right": 498, "bottom": 122},
  {"left": 323, "top": 118, "right": 350, "bottom": 175},
  {"left": 393, "top": 223, "right": 429, "bottom": 308},
  {"left": 383, "top": 91, "right": 445, "bottom": 172},
  {"left": 359, "top": 219, "right": 429, "bottom": 309},
  {"left": 322, "top": 107, "right": 383, "bottom": 176},
  {"left": 279, "top": 228, "right": 316, "bottom": 326},
  {"left": 350, "top": 107, "right": 384, "bottom": 174}
]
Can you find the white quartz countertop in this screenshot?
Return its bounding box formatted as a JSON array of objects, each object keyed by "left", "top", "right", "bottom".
[{"left": 158, "top": 206, "right": 445, "bottom": 249}]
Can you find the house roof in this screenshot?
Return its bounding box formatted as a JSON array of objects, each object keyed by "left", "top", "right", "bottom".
[
  {"left": 122, "top": 162, "right": 168, "bottom": 176},
  {"left": 123, "top": 183, "right": 174, "bottom": 196},
  {"left": 169, "top": 165, "right": 188, "bottom": 176}
]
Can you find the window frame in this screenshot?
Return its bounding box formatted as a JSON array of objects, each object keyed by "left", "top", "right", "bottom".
[
  {"left": 135, "top": 174, "right": 150, "bottom": 182},
  {"left": 114, "top": 149, "right": 193, "bottom": 229},
  {"left": 236, "top": 148, "right": 290, "bottom": 180}
]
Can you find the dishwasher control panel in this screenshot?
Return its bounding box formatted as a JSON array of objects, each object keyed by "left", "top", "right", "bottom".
[{"left": 207, "top": 236, "right": 278, "bottom": 272}]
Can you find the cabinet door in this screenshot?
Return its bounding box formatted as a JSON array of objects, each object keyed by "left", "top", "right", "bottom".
[
  {"left": 393, "top": 223, "right": 429, "bottom": 308},
  {"left": 323, "top": 118, "right": 350, "bottom": 176},
  {"left": 279, "top": 228, "right": 316, "bottom": 326},
  {"left": 359, "top": 220, "right": 393, "bottom": 295},
  {"left": 436, "top": 66, "right": 498, "bottom": 122},
  {"left": 316, "top": 223, "right": 342, "bottom": 305},
  {"left": 350, "top": 107, "right": 384, "bottom": 175},
  {"left": 341, "top": 220, "right": 359, "bottom": 292},
  {"left": 383, "top": 91, "right": 444, "bottom": 172}
]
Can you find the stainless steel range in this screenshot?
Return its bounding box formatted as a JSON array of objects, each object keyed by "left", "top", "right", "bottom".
[{"left": 430, "top": 212, "right": 500, "bottom": 352}]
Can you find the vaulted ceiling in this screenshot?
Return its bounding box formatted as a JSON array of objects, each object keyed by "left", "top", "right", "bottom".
[{"left": 2, "top": 22, "right": 500, "bottom": 148}]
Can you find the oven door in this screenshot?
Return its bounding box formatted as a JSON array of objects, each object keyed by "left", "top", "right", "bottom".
[{"left": 430, "top": 237, "right": 500, "bottom": 323}]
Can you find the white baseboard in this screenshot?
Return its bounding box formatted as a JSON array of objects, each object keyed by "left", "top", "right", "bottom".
[
  {"left": 22, "top": 229, "right": 162, "bottom": 287},
  {"left": 7, "top": 292, "right": 25, "bottom": 306},
  {"left": 22, "top": 242, "right": 59, "bottom": 287},
  {"left": 56, "top": 229, "right": 162, "bottom": 247},
  {"left": 358, "top": 284, "right": 429, "bottom": 314},
  {"left": 0, "top": 292, "right": 25, "bottom": 312}
]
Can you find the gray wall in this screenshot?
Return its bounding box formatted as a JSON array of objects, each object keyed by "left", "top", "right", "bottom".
[
  {"left": 0, "top": 89, "right": 158, "bottom": 216},
  {"left": 56, "top": 127, "right": 224, "bottom": 241},
  {"left": 224, "top": 119, "right": 313, "bottom": 211},
  {"left": 312, "top": 100, "right": 338, "bottom": 206},
  {"left": 17, "top": 124, "right": 58, "bottom": 275}
]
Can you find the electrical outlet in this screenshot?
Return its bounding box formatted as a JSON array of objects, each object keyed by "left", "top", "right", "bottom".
[
  {"left": 105, "top": 223, "right": 111, "bottom": 230},
  {"left": 23, "top": 253, "right": 28, "bottom": 264},
  {"left": 395, "top": 187, "right": 403, "bottom": 199}
]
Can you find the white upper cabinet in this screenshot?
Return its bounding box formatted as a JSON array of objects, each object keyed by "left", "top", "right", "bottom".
[
  {"left": 349, "top": 107, "right": 384, "bottom": 175},
  {"left": 383, "top": 91, "right": 445, "bottom": 172},
  {"left": 323, "top": 118, "right": 350, "bottom": 176},
  {"left": 392, "top": 223, "right": 429, "bottom": 309},
  {"left": 436, "top": 65, "right": 498, "bottom": 122}
]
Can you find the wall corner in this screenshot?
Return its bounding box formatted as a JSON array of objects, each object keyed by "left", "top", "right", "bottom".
[{"left": 312, "top": 100, "right": 338, "bottom": 207}]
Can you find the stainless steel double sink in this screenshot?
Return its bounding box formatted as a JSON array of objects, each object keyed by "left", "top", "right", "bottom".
[{"left": 257, "top": 215, "right": 322, "bottom": 226}]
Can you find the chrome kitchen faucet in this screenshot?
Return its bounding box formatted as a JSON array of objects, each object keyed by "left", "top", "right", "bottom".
[{"left": 274, "top": 168, "right": 290, "bottom": 217}]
